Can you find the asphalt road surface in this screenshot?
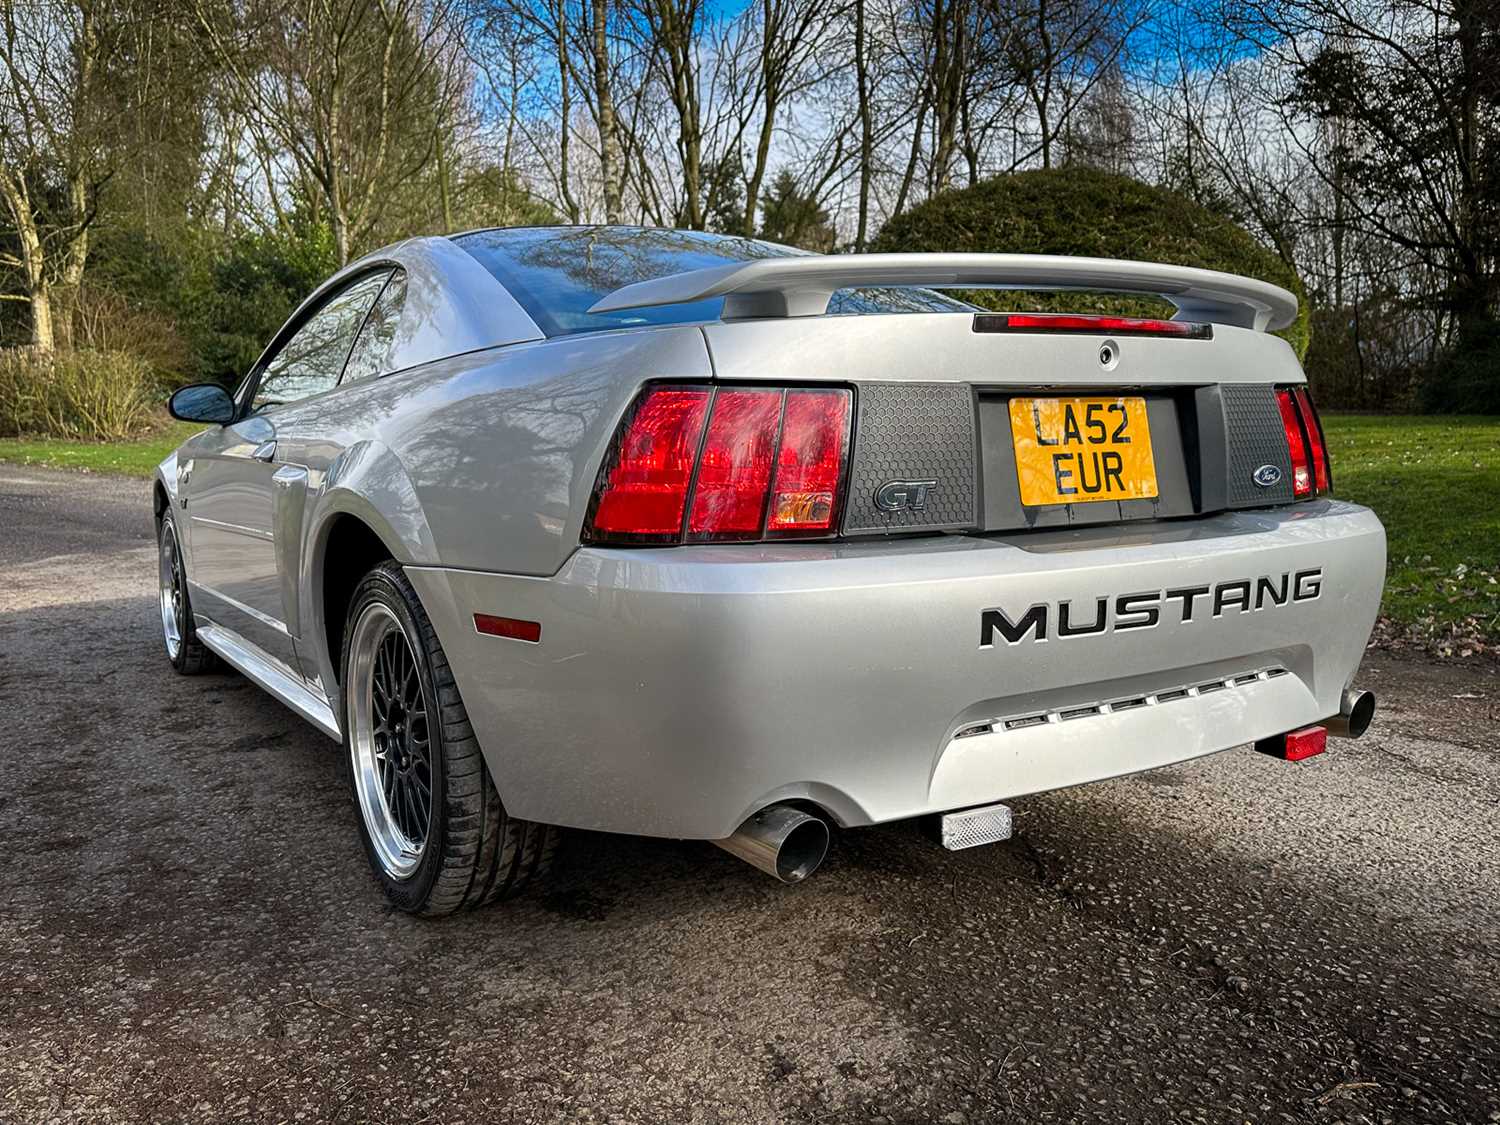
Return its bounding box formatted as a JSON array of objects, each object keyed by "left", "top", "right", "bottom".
[{"left": 2, "top": 465, "right": 1497, "bottom": 1125}]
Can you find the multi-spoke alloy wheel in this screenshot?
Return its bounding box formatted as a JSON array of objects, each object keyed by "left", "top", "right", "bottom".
[
  {"left": 156, "top": 512, "right": 217, "bottom": 674},
  {"left": 158, "top": 520, "right": 184, "bottom": 661},
  {"left": 349, "top": 602, "right": 433, "bottom": 880},
  {"left": 340, "top": 560, "right": 557, "bottom": 914}
]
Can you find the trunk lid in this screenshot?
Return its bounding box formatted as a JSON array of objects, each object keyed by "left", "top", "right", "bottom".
[{"left": 700, "top": 312, "right": 1307, "bottom": 534}]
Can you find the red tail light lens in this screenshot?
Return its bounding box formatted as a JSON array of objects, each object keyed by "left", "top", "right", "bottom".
[
  {"left": 587, "top": 385, "right": 852, "bottom": 544},
  {"left": 1275, "top": 387, "right": 1312, "bottom": 498},
  {"left": 768, "top": 390, "right": 851, "bottom": 534},
  {"left": 589, "top": 388, "right": 711, "bottom": 539},
  {"left": 1293, "top": 387, "right": 1331, "bottom": 492},
  {"left": 687, "top": 389, "right": 782, "bottom": 538}
]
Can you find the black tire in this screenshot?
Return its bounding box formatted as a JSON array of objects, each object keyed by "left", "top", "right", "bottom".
[
  {"left": 157, "top": 511, "right": 220, "bottom": 675},
  {"left": 340, "top": 560, "right": 556, "bottom": 915}
]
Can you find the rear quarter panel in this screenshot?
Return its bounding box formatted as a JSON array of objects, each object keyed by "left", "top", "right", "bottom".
[{"left": 285, "top": 323, "right": 714, "bottom": 580}]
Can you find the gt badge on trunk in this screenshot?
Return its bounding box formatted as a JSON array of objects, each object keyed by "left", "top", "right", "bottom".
[{"left": 1008, "top": 396, "right": 1158, "bottom": 506}]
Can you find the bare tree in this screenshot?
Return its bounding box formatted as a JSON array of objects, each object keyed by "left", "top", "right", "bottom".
[
  {"left": 1226, "top": 0, "right": 1499, "bottom": 348},
  {"left": 0, "top": 0, "right": 126, "bottom": 351},
  {"left": 737, "top": 0, "right": 833, "bottom": 232},
  {"left": 999, "top": 0, "right": 1142, "bottom": 170},
  {"left": 634, "top": 0, "right": 707, "bottom": 226},
  {"left": 853, "top": 0, "right": 875, "bottom": 246},
  {"left": 193, "top": 0, "right": 469, "bottom": 264}
]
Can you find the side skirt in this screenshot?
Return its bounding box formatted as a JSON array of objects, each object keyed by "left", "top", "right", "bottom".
[{"left": 196, "top": 623, "right": 342, "bottom": 743}]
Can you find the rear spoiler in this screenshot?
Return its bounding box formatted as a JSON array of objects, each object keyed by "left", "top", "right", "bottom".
[{"left": 587, "top": 253, "right": 1298, "bottom": 332}]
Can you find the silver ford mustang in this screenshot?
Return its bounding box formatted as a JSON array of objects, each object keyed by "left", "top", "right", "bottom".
[{"left": 153, "top": 226, "right": 1385, "bottom": 914}]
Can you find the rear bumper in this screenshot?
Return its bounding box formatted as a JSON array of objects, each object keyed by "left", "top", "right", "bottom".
[{"left": 406, "top": 500, "right": 1385, "bottom": 839}]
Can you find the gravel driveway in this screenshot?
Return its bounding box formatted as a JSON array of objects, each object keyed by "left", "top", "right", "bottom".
[{"left": 2, "top": 465, "right": 1497, "bottom": 1124}]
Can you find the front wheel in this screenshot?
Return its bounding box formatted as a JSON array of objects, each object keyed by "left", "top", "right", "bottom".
[
  {"left": 341, "top": 561, "right": 555, "bottom": 914},
  {"left": 157, "top": 511, "right": 219, "bottom": 674}
]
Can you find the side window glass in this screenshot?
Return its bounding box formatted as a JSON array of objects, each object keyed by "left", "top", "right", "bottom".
[
  {"left": 342, "top": 269, "right": 407, "bottom": 384},
  {"left": 253, "top": 270, "right": 392, "bottom": 411}
]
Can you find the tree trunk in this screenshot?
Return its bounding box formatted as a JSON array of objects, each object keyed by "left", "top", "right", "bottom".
[
  {"left": 556, "top": 0, "right": 581, "bottom": 222},
  {"left": 893, "top": 93, "right": 929, "bottom": 217},
  {"left": 744, "top": 94, "right": 778, "bottom": 235},
  {"left": 54, "top": 172, "right": 91, "bottom": 351},
  {"left": 330, "top": 184, "right": 352, "bottom": 265},
  {"left": 741, "top": 0, "right": 779, "bottom": 235},
  {"left": 28, "top": 283, "right": 56, "bottom": 353},
  {"left": 929, "top": 0, "right": 963, "bottom": 193},
  {"left": 648, "top": 0, "right": 704, "bottom": 228},
  {"left": 854, "top": 0, "right": 873, "bottom": 250},
  {"left": 1, "top": 174, "right": 54, "bottom": 352},
  {"left": 437, "top": 129, "right": 454, "bottom": 232},
  {"left": 591, "top": 0, "right": 621, "bottom": 223},
  {"left": 1032, "top": 0, "right": 1053, "bottom": 169}
]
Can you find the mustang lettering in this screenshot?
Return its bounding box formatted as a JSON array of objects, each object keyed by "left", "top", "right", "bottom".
[{"left": 980, "top": 569, "right": 1325, "bottom": 647}]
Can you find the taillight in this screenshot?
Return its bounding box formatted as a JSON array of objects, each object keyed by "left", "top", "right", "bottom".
[
  {"left": 1293, "top": 387, "right": 1331, "bottom": 492},
  {"left": 587, "top": 385, "right": 852, "bottom": 544},
  {"left": 588, "top": 388, "right": 711, "bottom": 539},
  {"left": 973, "top": 313, "right": 1213, "bottom": 339},
  {"left": 1275, "top": 387, "right": 1313, "bottom": 498},
  {"left": 1275, "top": 385, "right": 1332, "bottom": 499},
  {"left": 767, "top": 390, "right": 851, "bottom": 533},
  {"left": 687, "top": 389, "right": 781, "bottom": 539}
]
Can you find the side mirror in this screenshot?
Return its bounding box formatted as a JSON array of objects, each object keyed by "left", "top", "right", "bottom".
[{"left": 168, "top": 383, "right": 236, "bottom": 425}]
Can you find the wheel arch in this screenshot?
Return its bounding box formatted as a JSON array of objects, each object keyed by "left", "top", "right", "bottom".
[
  {"left": 301, "top": 440, "right": 444, "bottom": 718},
  {"left": 309, "top": 506, "right": 401, "bottom": 699},
  {"left": 153, "top": 451, "right": 178, "bottom": 523}
]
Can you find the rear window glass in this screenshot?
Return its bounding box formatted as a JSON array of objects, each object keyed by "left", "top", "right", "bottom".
[{"left": 453, "top": 226, "right": 970, "bottom": 337}]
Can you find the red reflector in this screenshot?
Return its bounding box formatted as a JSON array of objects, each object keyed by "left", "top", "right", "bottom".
[
  {"left": 687, "top": 389, "right": 782, "bottom": 539},
  {"left": 1293, "top": 387, "right": 1331, "bottom": 493},
  {"left": 974, "top": 313, "right": 1212, "bottom": 339},
  {"left": 767, "top": 389, "right": 851, "bottom": 534},
  {"left": 1255, "top": 724, "right": 1327, "bottom": 761},
  {"left": 590, "top": 388, "right": 711, "bottom": 538},
  {"left": 1275, "top": 388, "right": 1312, "bottom": 498},
  {"left": 473, "top": 614, "right": 541, "bottom": 643}
]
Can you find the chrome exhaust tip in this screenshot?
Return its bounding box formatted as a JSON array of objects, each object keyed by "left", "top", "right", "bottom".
[
  {"left": 713, "top": 804, "right": 830, "bottom": 884},
  {"left": 1322, "top": 687, "right": 1376, "bottom": 739}
]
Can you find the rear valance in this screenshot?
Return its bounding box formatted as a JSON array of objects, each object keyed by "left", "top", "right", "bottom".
[{"left": 586, "top": 253, "right": 1298, "bottom": 332}]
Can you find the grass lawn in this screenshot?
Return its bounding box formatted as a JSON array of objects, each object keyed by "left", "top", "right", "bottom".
[
  {"left": 1321, "top": 413, "right": 1500, "bottom": 649},
  {"left": 0, "top": 421, "right": 203, "bottom": 479},
  {"left": 3, "top": 412, "right": 1496, "bottom": 647}
]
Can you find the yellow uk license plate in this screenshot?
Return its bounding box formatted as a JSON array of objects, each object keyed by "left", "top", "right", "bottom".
[{"left": 1008, "top": 397, "right": 1158, "bottom": 506}]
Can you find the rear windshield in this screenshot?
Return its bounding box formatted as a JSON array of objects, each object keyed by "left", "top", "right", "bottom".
[{"left": 453, "top": 226, "right": 971, "bottom": 337}]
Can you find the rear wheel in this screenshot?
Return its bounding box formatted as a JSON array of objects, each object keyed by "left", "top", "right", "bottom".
[
  {"left": 341, "top": 561, "right": 555, "bottom": 914},
  {"left": 157, "top": 511, "right": 218, "bottom": 674}
]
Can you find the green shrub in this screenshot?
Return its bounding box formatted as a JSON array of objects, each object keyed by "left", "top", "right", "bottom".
[
  {"left": 0, "top": 348, "right": 157, "bottom": 441},
  {"left": 872, "top": 168, "right": 1312, "bottom": 358},
  {"left": 189, "top": 221, "right": 341, "bottom": 385}
]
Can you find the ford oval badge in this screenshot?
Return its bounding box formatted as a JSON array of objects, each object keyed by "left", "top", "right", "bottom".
[{"left": 1253, "top": 464, "right": 1282, "bottom": 488}]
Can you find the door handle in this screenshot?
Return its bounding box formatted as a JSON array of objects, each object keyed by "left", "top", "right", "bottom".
[{"left": 251, "top": 440, "right": 277, "bottom": 463}]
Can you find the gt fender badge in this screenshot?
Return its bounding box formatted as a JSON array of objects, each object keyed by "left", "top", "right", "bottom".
[
  {"left": 1253, "top": 464, "right": 1282, "bottom": 488},
  {"left": 875, "top": 479, "right": 938, "bottom": 512}
]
